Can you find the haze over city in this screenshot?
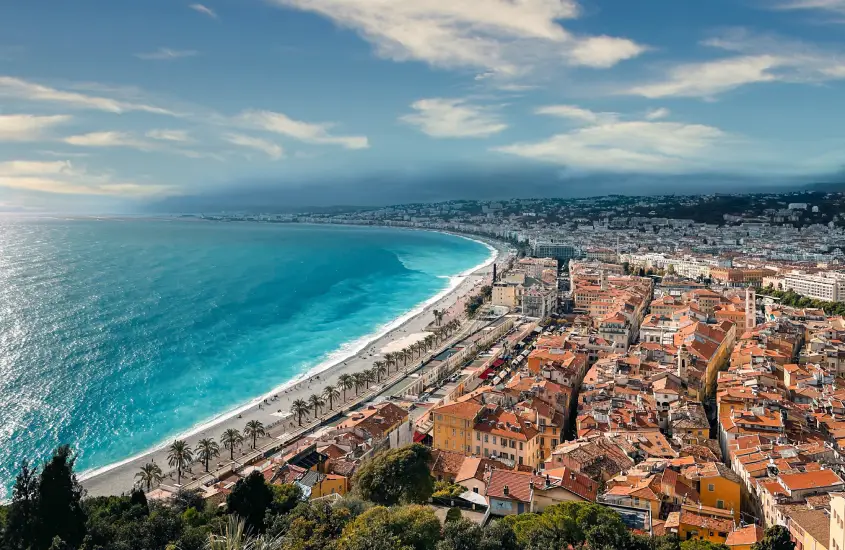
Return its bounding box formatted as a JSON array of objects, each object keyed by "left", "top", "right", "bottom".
[{"left": 3, "top": 0, "right": 845, "bottom": 212}]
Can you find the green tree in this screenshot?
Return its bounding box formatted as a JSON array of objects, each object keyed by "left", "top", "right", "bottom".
[
  {"left": 195, "top": 438, "right": 220, "bottom": 472},
  {"left": 479, "top": 521, "right": 518, "bottom": 550},
  {"left": 207, "top": 516, "right": 284, "bottom": 550},
  {"left": 135, "top": 462, "right": 164, "bottom": 491},
  {"left": 681, "top": 541, "right": 729, "bottom": 550},
  {"left": 270, "top": 483, "right": 303, "bottom": 515},
  {"left": 244, "top": 420, "right": 267, "bottom": 450},
  {"left": 338, "top": 505, "right": 439, "bottom": 550},
  {"left": 226, "top": 471, "right": 275, "bottom": 534},
  {"left": 323, "top": 385, "right": 341, "bottom": 410},
  {"left": 3, "top": 460, "right": 39, "bottom": 550},
  {"left": 167, "top": 439, "right": 194, "bottom": 485},
  {"left": 437, "top": 518, "right": 481, "bottom": 550},
  {"left": 444, "top": 507, "right": 463, "bottom": 524},
  {"left": 221, "top": 429, "right": 244, "bottom": 461},
  {"left": 308, "top": 394, "right": 325, "bottom": 417},
  {"left": 752, "top": 526, "right": 796, "bottom": 550},
  {"left": 352, "top": 444, "right": 434, "bottom": 506},
  {"left": 338, "top": 374, "right": 354, "bottom": 402},
  {"left": 34, "top": 446, "right": 87, "bottom": 550},
  {"left": 291, "top": 399, "right": 310, "bottom": 427},
  {"left": 433, "top": 480, "right": 465, "bottom": 498}
]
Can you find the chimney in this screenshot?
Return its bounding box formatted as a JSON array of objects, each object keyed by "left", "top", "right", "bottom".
[{"left": 503, "top": 485, "right": 509, "bottom": 496}]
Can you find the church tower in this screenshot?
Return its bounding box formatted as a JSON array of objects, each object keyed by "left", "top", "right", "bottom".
[
  {"left": 677, "top": 344, "right": 689, "bottom": 384},
  {"left": 745, "top": 288, "right": 756, "bottom": 332}
]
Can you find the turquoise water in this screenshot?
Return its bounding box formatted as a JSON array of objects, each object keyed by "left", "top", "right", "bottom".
[{"left": 0, "top": 219, "right": 490, "bottom": 498}]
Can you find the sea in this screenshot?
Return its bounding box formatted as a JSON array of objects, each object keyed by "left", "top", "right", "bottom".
[{"left": 0, "top": 218, "right": 492, "bottom": 498}]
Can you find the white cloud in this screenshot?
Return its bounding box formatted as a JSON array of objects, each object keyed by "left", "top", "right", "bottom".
[
  {"left": 237, "top": 109, "right": 369, "bottom": 149},
  {"left": 146, "top": 129, "right": 192, "bottom": 142},
  {"left": 495, "top": 106, "right": 727, "bottom": 172},
  {"left": 626, "top": 31, "right": 845, "bottom": 98},
  {"left": 775, "top": 0, "right": 845, "bottom": 14},
  {"left": 645, "top": 108, "right": 670, "bottom": 120},
  {"left": 64, "top": 131, "right": 153, "bottom": 149},
  {"left": 0, "top": 159, "right": 172, "bottom": 197},
  {"left": 0, "top": 114, "right": 72, "bottom": 142},
  {"left": 267, "top": 0, "right": 646, "bottom": 76},
  {"left": 400, "top": 98, "right": 507, "bottom": 138},
  {"left": 569, "top": 36, "right": 647, "bottom": 68},
  {"left": 224, "top": 133, "right": 284, "bottom": 159},
  {"left": 136, "top": 48, "right": 199, "bottom": 61},
  {"left": 189, "top": 3, "right": 218, "bottom": 18},
  {"left": 0, "top": 76, "right": 174, "bottom": 115},
  {"left": 534, "top": 105, "right": 618, "bottom": 124}
]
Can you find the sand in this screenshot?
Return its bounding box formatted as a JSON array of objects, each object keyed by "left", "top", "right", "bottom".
[{"left": 81, "top": 234, "right": 507, "bottom": 497}]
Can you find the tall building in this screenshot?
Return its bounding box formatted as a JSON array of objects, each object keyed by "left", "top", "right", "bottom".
[
  {"left": 745, "top": 288, "right": 756, "bottom": 332},
  {"left": 532, "top": 242, "right": 578, "bottom": 263}
]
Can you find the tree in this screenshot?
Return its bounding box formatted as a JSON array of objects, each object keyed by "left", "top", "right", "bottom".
[
  {"left": 338, "top": 374, "right": 354, "bottom": 402},
  {"left": 135, "top": 462, "right": 164, "bottom": 490},
  {"left": 195, "top": 438, "right": 220, "bottom": 472},
  {"left": 352, "top": 444, "right": 434, "bottom": 506},
  {"left": 34, "top": 446, "right": 87, "bottom": 550},
  {"left": 480, "top": 521, "right": 518, "bottom": 550},
  {"left": 373, "top": 362, "right": 387, "bottom": 383},
  {"left": 352, "top": 373, "right": 364, "bottom": 395},
  {"left": 3, "top": 460, "right": 39, "bottom": 550},
  {"left": 207, "top": 515, "right": 284, "bottom": 550},
  {"left": 363, "top": 370, "right": 376, "bottom": 389},
  {"left": 221, "top": 429, "right": 244, "bottom": 461},
  {"left": 226, "top": 471, "right": 275, "bottom": 534},
  {"left": 308, "top": 394, "right": 325, "bottom": 417},
  {"left": 445, "top": 508, "right": 463, "bottom": 523},
  {"left": 437, "top": 518, "right": 482, "bottom": 550},
  {"left": 338, "top": 505, "right": 438, "bottom": 550},
  {"left": 271, "top": 483, "right": 303, "bottom": 515},
  {"left": 291, "top": 399, "right": 310, "bottom": 427},
  {"left": 244, "top": 421, "right": 267, "bottom": 450},
  {"left": 323, "top": 385, "right": 341, "bottom": 410},
  {"left": 167, "top": 439, "right": 194, "bottom": 485},
  {"left": 752, "top": 526, "right": 795, "bottom": 550},
  {"left": 681, "top": 541, "right": 728, "bottom": 550}
]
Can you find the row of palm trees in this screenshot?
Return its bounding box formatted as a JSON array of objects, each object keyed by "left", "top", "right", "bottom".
[
  {"left": 135, "top": 318, "right": 465, "bottom": 491},
  {"left": 288, "top": 319, "right": 464, "bottom": 428},
  {"left": 135, "top": 420, "right": 269, "bottom": 489}
]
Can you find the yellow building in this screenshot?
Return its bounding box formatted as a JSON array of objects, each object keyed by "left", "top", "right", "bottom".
[
  {"left": 831, "top": 493, "right": 845, "bottom": 550},
  {"left": 786, "top": 507, "right": 830, "bottom": 550},
  {"left": 682, "top": 462, "right": 743, "bottom": 521},
  {"left": 432, "top": 400, "right": 483, "bottom": 454},
  {"left": 666, "top": 504, "right": 735, "bottom": 544},
  {"left": 306, "top": 472, "right": 348, "bottom": 499}
]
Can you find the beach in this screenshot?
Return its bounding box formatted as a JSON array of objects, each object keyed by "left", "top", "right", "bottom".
[{"left": 81, "top": 233, "right": 507, "bottom": 497}]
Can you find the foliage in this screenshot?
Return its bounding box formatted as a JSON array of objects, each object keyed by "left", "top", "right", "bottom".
[
  {"left": 338, "top": 505, "right": 440, "bottom": 550},
  {"left": 502, "top": 501, "right": 634, "bottom": 550},
  {"left": 752, "top": 526, "right": 796, "bottom": 550},
  {"left": 35, "top": 445, "right": 88, "bottom": 550},
  {"left": 444, "top": 507, "right": 462, "bottom": 523},
  {"left": 271, "top": 483, "right": 303, "bottom": 515},
  {"left": 207, "top": 515, "right": 285, "bottom": 550},
  {"left": 226, "top": 471, "right": 275, "bottom": 533},
  {"left": 758, "top": 286, "right": 845, "bottom": 316},
  {"left": 681, "top": 540, "right": 729, "bottom": 550},
  {"left": 437, "top": 518, "right": 481, "bottom": 550},
  {"left": 265, "top": 500, "right": 353, "bottom": 550},
  {"left": 352, "top": 444, "right": 434, "bottom": 506},
  {"left": 167, "top": 440, "right": 194, "bottom": 484},
  {"left": 3, "top": 460, "right": 39, "bottom": 550},
  {"left": 433, "top": 481, "right": 465, "bottom": 499}
]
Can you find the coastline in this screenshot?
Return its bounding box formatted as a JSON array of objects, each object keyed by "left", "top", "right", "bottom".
[{"left": 80, "top": 229, "right": 505, "bottom": 496}]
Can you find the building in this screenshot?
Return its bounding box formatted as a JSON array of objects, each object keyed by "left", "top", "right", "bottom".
[
  {"left": 533, "top": 242, "right": 578, "bottom": 263},
  {"left": 432, "top": 400, "right": 483, "bottom": 454},
  {"left": 782, "top": 272, "right": 845, "bottom": 302},
  {"left": 665, "top": 504, "right": 736, "bottom": 544},
  {"left": 726, "top": 525, "right": 764, "bottom": 550}
]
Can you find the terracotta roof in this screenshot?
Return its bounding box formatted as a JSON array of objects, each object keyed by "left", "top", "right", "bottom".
[
  {"left": 725, "top": 525, "right": 764, "bottom": 547},
  {"left": 486, "top": 469, "right": 535, "bottom": 503},
  {"left": 429, "top": 449, "right": 467, "bottom": 477},
  {"left": 779, "top": 469, "right": 844, "bottom": 492},
  {"left": 433, "top": 400, "right": 483, "bottom": 420},
  {"left": 679, "top": 510, "right": 733, "bottom": 533}
]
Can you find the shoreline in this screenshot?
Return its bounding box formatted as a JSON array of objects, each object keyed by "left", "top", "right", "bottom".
[{"left": 80, "top": 228, "right": 505, "bottom": 496}]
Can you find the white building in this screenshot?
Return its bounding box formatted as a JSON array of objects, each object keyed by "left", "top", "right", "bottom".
[{"left": 782, "top": 271, "right": 845, "bottom": 302}]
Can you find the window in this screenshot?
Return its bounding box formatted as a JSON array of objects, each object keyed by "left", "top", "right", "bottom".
[
  {"left": 476, "top": 432, "right": 480, "bottom": 441},
  {"left": 519, "top": 456, "right": 523, "bottom": 465},
  {"left": 510, "top": 453, "right": 515, "bottom": 461},
  {"left": 519, "top": 442, "right": 523, "bottom": 450},
  {"left": 484, "top": 434, "right": 488, "bottom": 442},
  {"left": 552, "top": 439, "right": 558, "bottom": 447},
  {"left": 708, "top": 483, "right": 715, "bottom": 492},
  {"left": 540, "top": 437, "right": 545, "bottom": 446},
  {"left": 510, "top": 440, "right": 516, "bottom": 449},
  {"left": 473, "top": 487, "right": 479, "bottom": 493},
  {"left": 492, "top": 436, "right": 497, "bottom": 444},
  {"left": 452, "top": 428, "right": 456, "bottom": 436},
  {"left": 437, "top": 414, "right": 442, "bottom": 421},
  {"left": 717, "top": 500, "right": 725, "bottom": 509}
]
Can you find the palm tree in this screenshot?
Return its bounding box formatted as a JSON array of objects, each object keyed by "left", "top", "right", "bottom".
[
  {"left": 323, "top": 385, "right": 340, "bottom": 410},
  {"left": 291, "top": 399, "right": 310, "bottom": 426},
  {"left": 384, "top": 352, "right": 396, "bottom": 374},
  {"left": 244, "top": 420, "right": 267, "bottom": 450},
  {"left": 208, "top": 516, "right": 285, "bottom": 550},
  {"left": 402, "top": 348, "right": 413, "bottom": 366},
  {"left": 308, "top": 393, "right": 325, "bottom": 417},
  {"left": 337, "top": 374, "right": 354, "bottom": 402},
  {"left": 363, "top": 370, "right": 375, "bottom": 389},
  {"left": 433, "top": 309, "right": 444, "bottom": 326},
  {"left": 426, "top": 334, "right": 436, "bottom": 350},
  {"left": 373, "top": 361, "right": 387, "bottom": 382},
  {"left": 352, "top": 373, "right": 364, "bottom": 395},
  {"left": 195, "top": 438, "right": 220, "bottom": 472},
  {"left": 135, "top": 462, "right": 163, "bottom": 491},
  {"left": 221, "top": 428, "right": 244, "bottom": 461},
  {"left": 167, "top": 439, "right": 194, "bottom": 485}
]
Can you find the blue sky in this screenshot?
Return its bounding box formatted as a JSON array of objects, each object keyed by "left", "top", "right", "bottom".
[{"left": 2, "top": 0, "right": 845, "bottom": 211}]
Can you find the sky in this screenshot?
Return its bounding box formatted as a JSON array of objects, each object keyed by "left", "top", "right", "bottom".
[{"left": 2, "top": 0, "right": 845, "bottom": 211}]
